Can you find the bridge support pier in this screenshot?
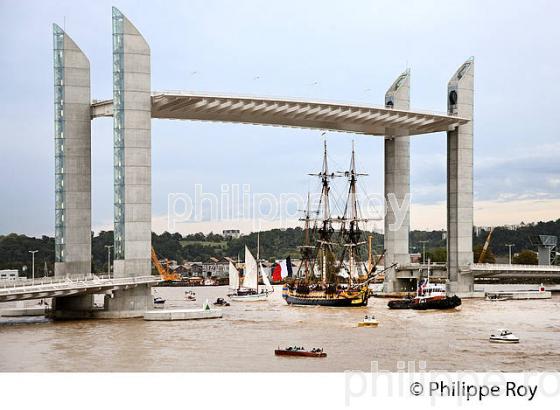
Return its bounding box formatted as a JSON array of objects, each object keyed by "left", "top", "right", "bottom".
[
  {"left": 446, "top": 58, "right": 475, "bottom": 296},
  {"left": 49, "top": 284, "right": 153, "bottom": 320},
  {"left": 101, "top": 285, "right": 152, "bottom": 318},
  {"left": 383, "top": 70, "right": 411, "bottom": 293},
  {"left": 49, "top": 294, "right": 94, "bottom": 320}
]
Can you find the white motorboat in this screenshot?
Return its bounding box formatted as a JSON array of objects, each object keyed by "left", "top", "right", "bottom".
[{"left": 489, "top": 329, "right": 520, "bottom": 343}]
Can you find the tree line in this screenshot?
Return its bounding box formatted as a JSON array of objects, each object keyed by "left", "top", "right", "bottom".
[{"left": 1, "top": 218, "right": 558, "bottom": 275}]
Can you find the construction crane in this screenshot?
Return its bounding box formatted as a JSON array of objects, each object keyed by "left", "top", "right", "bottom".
[
  {"left": 151, "top": 247, "right": 182, "bottom": 282},
  {"left": 478, "top": 227, "right": 494, "bottom": 263}
]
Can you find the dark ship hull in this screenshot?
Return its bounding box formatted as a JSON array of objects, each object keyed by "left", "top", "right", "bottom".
[
  {"left": 388, "top": 295, "right": 462, "bottom": 310},
  {"left": 275, "top": 349, "right": 327, "bottom": 357},
  {"left": 283, "top": 286, "right": 369, "bottom": 307}
]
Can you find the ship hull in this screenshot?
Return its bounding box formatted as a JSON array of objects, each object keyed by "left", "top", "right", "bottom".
[
  {"left": 274, "top": 349, "right": 327, "bottom": 357},
  {"left": 283, "top": 286, "right": 369, "bottom": 307},
  {"left": 229, "top": 293, "right": 269, "bottom": 302},
  {"left": 388, "top": 295, "right": 462, "bottom": 310}
]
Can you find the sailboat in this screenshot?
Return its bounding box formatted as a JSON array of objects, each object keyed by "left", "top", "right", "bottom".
[
  {"left": 228, "top": 241, "right": 273, "bottom": 302},
  {"left": 282, "top": 141, "right": 371, "bottom": 307}
]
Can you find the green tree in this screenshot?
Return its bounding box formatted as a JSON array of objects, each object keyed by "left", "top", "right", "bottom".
[
  {"left": 513, "top": 250, "right": 538, "bottom": 265},
  {"left": 425, "top": 247, "right": 447, "bottom": 263}
]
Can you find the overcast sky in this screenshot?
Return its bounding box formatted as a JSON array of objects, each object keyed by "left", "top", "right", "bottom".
[{"left": 1, "top": 0, "right": 559, "bottom": 236}]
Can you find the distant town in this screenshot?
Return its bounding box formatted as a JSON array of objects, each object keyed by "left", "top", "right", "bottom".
[{"left": 1, "top": 219, "right": 559, "bottom": 281}]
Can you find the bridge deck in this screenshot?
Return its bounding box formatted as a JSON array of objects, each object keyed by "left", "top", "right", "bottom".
[
  {"left": 91, "top": 91, "right": 468, "bottom": 136},
  {"left": 394, "top": 263, "right": 560, "bottom": 279},
  {"left": 0, "top": 275, "right": 161, "bottom": 302}
]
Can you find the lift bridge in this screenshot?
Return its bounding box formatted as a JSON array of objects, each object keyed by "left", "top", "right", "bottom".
[{"left": 9, "top": 7, "right": 553, "bottom": 318}]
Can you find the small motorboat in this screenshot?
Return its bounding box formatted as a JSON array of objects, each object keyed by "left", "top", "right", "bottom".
[
  {"left": 184, "top": 290, "right": 196, "bottom": 301},
  {"left": 274, "top": 346, "right": 327, "bottom": 358},
  {"left": 153, "top": 296, "right": 166, "bottom": 305},
  {"left": 489, "top": 329, "right": 520, "bottom": 344},
  {"left": 358, "top": 315, "right": 379, "bottom": 327},
  {"left": 213, "top": 297, "right": 230, "bottom": 307}
]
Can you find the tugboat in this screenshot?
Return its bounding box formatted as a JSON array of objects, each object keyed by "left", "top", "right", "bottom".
[
  {"left": 274, "top": 346, "right": 327, "bottom": 358},
  {"left": 282, "top": 142, "right": 371, "bottom": 307},
  {"left": 357, "top": 315, "right": 379, "bottom": 327},
  {"left": 388, "top": 260, "right": 461, "bottom": 310},
  {"left": 489, "top": 329, "right": 520, "bottom": 344}
]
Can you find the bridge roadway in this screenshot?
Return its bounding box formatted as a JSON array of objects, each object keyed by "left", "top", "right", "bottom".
[
  {"left": 2, "top": 264, "right": 558, "bottom": 303},
  {"left": 394, "top": 263, "right": 560, "bottom": 280},
  {"left": 0, "top": 275, "right": 161, "bottom": 302},
  {"left": 91, "top": 91, "right": 469, "bottom": 136}
]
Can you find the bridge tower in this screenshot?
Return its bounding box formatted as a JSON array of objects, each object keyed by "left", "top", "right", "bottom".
[
  {"left": 383, "top": 69, "right": 411, "bottom": 293},
  {"left": 103, "top": 7, "right": 153, "bottom": 315},
  {"left": 51, "top": 24, "right": 95, "bottom": 316},
  {"left": 53, "top": 24, "right": 92, "bottom": 279},
  {"left": 50, "top": 10, "right": 153, "bottom": 318},
  {"left": 446, "top": 58, "right": 475, "bottom": 295}
]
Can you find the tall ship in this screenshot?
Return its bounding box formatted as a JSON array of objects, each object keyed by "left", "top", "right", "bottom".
[{"left": 282, "top": 142, "right": 372, "bottom": 307}]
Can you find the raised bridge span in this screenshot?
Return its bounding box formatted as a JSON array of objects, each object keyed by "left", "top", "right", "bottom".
[{"left": 91, "top": 91, "right": 468, "bottom": 137}]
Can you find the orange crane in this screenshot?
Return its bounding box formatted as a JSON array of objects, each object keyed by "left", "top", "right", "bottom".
[
  {"left": 151, "top": 247, "right": 182, "bottom": 282},
  {"left": 478, "top": 227, "right": 494, "bottom": 263}
]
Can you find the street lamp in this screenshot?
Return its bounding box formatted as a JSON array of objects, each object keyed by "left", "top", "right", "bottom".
[
  {"left": 505, "top": 244, "right": 515, "bottom": 265},
  {"left": 105, "top": 245, "right": 113, "bottom": 277},
  {"left": 29, "top": 250, "right": 38, "bottom": 281},
  {"left": 419, "top": 240, "right": 429, "bottom": 263}
]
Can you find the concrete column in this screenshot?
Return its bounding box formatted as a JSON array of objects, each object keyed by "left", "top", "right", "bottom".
[
  {"left": 447, "top": 58, "right": 474, "bottom": 295},
  {"left": 53, "top": 24, "right": 92, "bottom": 278},
  {"left": 383, "top": 70, "right": 410, "bottom": 293},
  {"left": 112, "top": 8, "right": 152, "bottom": 278}
]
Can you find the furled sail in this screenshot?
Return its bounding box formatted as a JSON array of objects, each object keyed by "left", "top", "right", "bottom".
[
  {"left": 228, "top": 261, "right": 239, "bottom": 289},
  {"left": 243, "top": 246, "right": 258, "bottom": 289}
]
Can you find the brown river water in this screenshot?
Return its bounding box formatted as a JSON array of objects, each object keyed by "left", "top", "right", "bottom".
[{"left": 0, "top": 285, "right": 559, "bottom": 372}]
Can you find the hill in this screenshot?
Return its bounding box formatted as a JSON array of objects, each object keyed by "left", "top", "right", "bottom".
[{"left": 1, "top": 218, "right": 558, "bottom": 275}]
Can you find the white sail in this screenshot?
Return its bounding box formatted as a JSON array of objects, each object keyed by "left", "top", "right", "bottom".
[
  {"left": 260, "top": 262, "right": 272, "bottom": 290},
  {"left": 279, "top": 259, "right": 289, "bottom": 278},
  {"left": 243, "top": 246, "right": 258, "bottom": 289},
  {"left": 228, "top": 261, "right": 239, "bottom": 290},
  {"left": 338, "top": 267, "right": 350, "bottom": 278}
]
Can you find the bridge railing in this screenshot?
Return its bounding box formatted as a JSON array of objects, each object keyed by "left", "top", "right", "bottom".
[
  {"left": 150, "top": 90, "right": 458, "bottom": 118},
  {"left": 471, "top": 263, "right": 560, "bottom": 272},
  {"left": 0, "top": 274, "right": 160, "bottom": 291}
]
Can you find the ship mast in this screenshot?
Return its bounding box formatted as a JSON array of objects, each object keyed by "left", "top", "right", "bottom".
[
  {"left": 303, "top": 192, "right": 311, "bottom": 278},
  {"left": 341, "top": 141, "right": 367, "bottom": 286},
  {"left": 309, "top": 141, "right": 336, "bottom": 285},
  {"left": 256, "top": 230, "right": 260, "bottom": 293}
]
